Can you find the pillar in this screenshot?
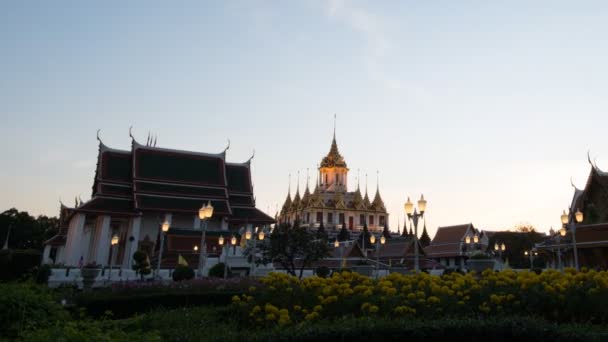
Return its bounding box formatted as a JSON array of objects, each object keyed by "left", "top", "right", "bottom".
[
  {"left": 94, "top": 215, "right": 112, "bottom": 266},
  {"left": 123, "top": 216, "right": 141, "bottom": 268},
  {"left": 63, "top": 213, "right": 85, "bottom": 266}
]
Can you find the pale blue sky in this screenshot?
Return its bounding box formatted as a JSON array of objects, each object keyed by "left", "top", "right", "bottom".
[{"left": 1, "top": 1, "right": 607, "bottom": 237}]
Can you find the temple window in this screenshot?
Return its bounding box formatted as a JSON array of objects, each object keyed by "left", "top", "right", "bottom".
[
  {"left": 327, "top": 213, "right": 333, "bottom": 224},
  {"left": 369, "top": 215, "right": 374, "bottom": 225},
  {"left": 359, "top": 214, "right": 365, "bottom": 225},
  {"left": 316, "top": 212, "right": 322, "bottom": 223}
]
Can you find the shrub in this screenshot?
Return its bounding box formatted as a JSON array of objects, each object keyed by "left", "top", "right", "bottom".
[
  {"left": 132, "top": 250, "right": 151, "bottom": 281},
  {"left": 172, "top": 265, "right": 195, "bottom": 282},
  {"left": 315, "top": 266, "right": 330, "bottom": 278},
  {"left": 469, "top": 252, "right": 492, "bottom": 260},
  {"left": 33, "top": 264, "right": 52, "bottom": 284},
  {"left": 21, "top": 320, "right": 161, "bottom": 341},
  {"left": 0, "top": 249, "right": 42, "bottom": 281},
  {"left": 209, "top": 263, "right": 231, "bottom": 278},
  {"left": 0, "top": 283, "right": 69, "bottom": 338}
]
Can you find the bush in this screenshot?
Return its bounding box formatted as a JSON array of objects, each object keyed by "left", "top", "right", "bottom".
[
  {"left": 315, "top": 266, "right": 330, "bottom": 278},
  {"left": 209, "top": 263, "right": 230, "bottom": 278},
  {"left": 0, "top": 249, "right": 42, "bottom": 281},
  {"left": 21, "top": 320, "right": 161, "bottom": 341},
  {"left": 172, "top": 265, "right": 195, "bottom": 281},
  {"left": 33, "top": 264, "right": 52, "bottom": 284},
  {"left": 0, "top": 283, "right": 69, "bottom": 338}
]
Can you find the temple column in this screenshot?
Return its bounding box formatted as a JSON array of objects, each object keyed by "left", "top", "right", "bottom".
[
  {"left": 123, "top": 216, "right": 141, "bottom": 268},
  {"left": 63, "top": 213, "right": 85, "bottom": 266},
  {"left": 42, "top": 245, "right": 52, "bottom": 265},
  {"left": 94, "top": 215, "right": 112, "bottom": 266}
]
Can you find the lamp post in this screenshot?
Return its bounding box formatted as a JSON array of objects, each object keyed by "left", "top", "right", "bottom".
[
  {"left": 561, "top": 208, "right": 583, "bottom": 271},
  {"left": 156, "top": 219, "right": 170, "bottom": 279},
  {"left": 218, "top": 235, "right": 228, "bottom": 279},
  {"left": 494, "top": 242, "right": 506, "bottom": 260},
  {"left": 404, "top": 195, "right": 427, "bottom": 273},
  {"left": 246, "top": 227, "right": 265, "bottom": 277},
  {"left": 556, "top": 226, "right": 566, "bottom": 271},
  {"left": 197, "top": 201, "right": 214, "bottom": 278},
  {"left": 371, "top": 234, "right": 386, "bottom": 279},
  {"left": 108, "top": 234, "right": 119, "bottom": 282},
  {"left": 231, "top": 235, "right": 237, "bottom": 255},
  {"left": 524, "top": 250, "right": 538, "bottom": 270}
]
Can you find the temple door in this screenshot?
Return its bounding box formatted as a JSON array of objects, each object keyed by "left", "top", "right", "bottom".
[{"left": 348, "top": 217, "right": 354, "bottom": 230}]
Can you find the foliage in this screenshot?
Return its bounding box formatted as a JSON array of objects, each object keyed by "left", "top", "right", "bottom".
[
  {"left": 469, "top": 251, "right": 492, "bottom": 260},
  {"left": 337, "top": 225, "right": 349, "bottom": 241},
  {"left": 172, "top": 265, "right": 195, "bottom": 281},
  {"left": 33, "top": 264, "right": 52, "bottom": 284},
  {"left": 315, "top": 266, "right": 330, "bottom": 278},
  {"left": 132, "top": 250, "right": 151, "bottom": 280},
  {"left": 114, "top": 306, "right": 608, "bottom": 342},
  {"left": 0, "top": 282, "right": 69, "bottom": 339},
  {"left": 209, "top": 262, "right": 231, "bottom": 278},
  {"left": 235, "top": 269, "right": 608, "bottom": 326},
  {"left": 487, "top": 230, "right": 546, "bottom": 268},
  {"left": 0, "top": 208, "right": 59, "bottom": 251},
  {"left": 74, "top": 278, "right": 257, "bottom": 318},
  {"left": 316, "top": 221, "right": 328, "bottom": 240},
  {"left": 251, "top": 223, "right": 330, "bottom": 279},
  {"left": 21, "top": 319, "right": 161, "bottom": 341},
  {"left": 0, "top": 249, "right": 43, "bottom": 281}
]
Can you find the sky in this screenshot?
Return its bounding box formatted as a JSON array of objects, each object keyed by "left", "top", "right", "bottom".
[{"left": 1, "top": 0, "right": 608, "bottom": 238}]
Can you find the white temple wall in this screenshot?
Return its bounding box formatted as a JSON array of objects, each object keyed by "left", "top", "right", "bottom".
[
  {"left": 123, "top": 216, "right": 141, "bottom": 268},
  {"left": 63, "top": 213, "right": 85, "bottom": 266},
  {"left": 140, "top": 213, "right": 160, "bottom": 243}
]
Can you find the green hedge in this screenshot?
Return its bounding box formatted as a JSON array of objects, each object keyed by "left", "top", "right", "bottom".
[
  {"left": 0, "top": 249, "right": 42, "bottom": 281},
  {"left": 0, "top": 283, "right": 69, "bottom": 339},
  {"left": 74, "top": 290, "right": 240, "bottom": 318},
  {"left": 116, "top": 307, "right": 608, "bottom": 342}
]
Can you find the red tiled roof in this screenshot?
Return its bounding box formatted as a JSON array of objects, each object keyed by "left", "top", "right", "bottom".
[{"left": 424, "top": 224, "right": 474, "bottom": 258}]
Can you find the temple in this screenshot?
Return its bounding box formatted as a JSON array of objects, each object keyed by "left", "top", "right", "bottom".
[
  {"left": 277, "top": 125, "right": 389, "bottom": 236},
  {"left": 536, "top": 154, "right": 608, "bottom": 269},
  {"left": 43, "top": 130, "right": 274, "bottom": 269}
]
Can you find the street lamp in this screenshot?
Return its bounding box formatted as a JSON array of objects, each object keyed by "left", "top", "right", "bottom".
[
  {"left": 524, "top": 249, "right": 538, "bottom": 270},
  {"left": 218, "top": 235, "right": 229, "bottom": 279},
  {"left": 494, "top": 242, "right": 506, "bottom": 264},
  {"left": 156, "top": 219, "right": 170, "bottom": 279},
  {"left": 197, "top": 201, "right": 214, "bottom": 278},
  {"left": 246, "top": 226, "right": 265, "bottom": 276},
  {"left": 404, "top": 195, "right": 427, "bottom": 273},
  {"left": 334, "top": 238, "right": 345, "bottom": 270},
  {"left": 555, "top": 226, "right": 566, "bottom": 271},
  {"left": 561, "top": 208, "right": 583, "bottom": 271},
  {"left": 231, "top": 235, "right": 237, "bottom": 255},
  {"left": 108, "top": 234, "right": 119, "bottom": 282},
  {"left": 371, "top": 234, "right": 386, "bottom": 279}
]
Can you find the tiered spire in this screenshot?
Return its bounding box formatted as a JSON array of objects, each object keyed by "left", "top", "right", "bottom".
[
  {"left": 301, "top": 169, "right": 311, "bottom": 207},
  {"left": 280, "top": 174, "right": 292, "bottom": 215},
  {"left": 363, "top": 173, "right": 371, "bottom": 208},
  {"left": 371, "top": 171, "right": 386, "bottom": 211},
  {"left": 320, "top": 116, "right": 347, "bottom": 168},
  {"left": 420, "top": 221, "right": 431, "bottom": 247}
]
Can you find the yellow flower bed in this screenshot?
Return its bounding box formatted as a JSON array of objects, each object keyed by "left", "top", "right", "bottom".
[{"left": 237, "top": 268, "right": 608, "bottom": 326}]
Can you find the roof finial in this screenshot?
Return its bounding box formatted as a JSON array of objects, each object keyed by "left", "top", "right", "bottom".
[
  {"left": 288, "top": 173, "right": 291, "bottom": 196},
  {"left": 333, "top": 113, "right": 337, "bottom": 140},
  {"left": 129, "top": 126, "right": 134, "bottom": 139},
  {"left": 296, "top": 170, "right": 300, "bottom": 193},
  {"left": 224, "top": 139, "right": 231, "bottom": 153},
  {"left": 96, "top": 129, "right": 102, "bottom": 143},
  {"left": 588, "top": 150, "right": 595, "bottom": 168},
  {"left": 153, "top": 134, "right": 158, "bottom": 147},
  {"left": 570, "top": 176, "right": 578, "bottom": 189},
  {"left": 306, "top": 168, "right": 310, "bottom": 190},
  {"left": 365, "top": 173, "right": 368, "bottom": 195},
  {"left": 247, "top": 149, "right": 255, "bottom": 163},
  {"left": 376, "top": 170, "right": 380, "bottom": 191},
  {"left": 146, "top": 131, "right": 151, "bottom": 146}
]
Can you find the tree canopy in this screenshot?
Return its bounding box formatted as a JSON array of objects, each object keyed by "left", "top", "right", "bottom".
[
  {"left": 249, "top": 223, "right": 330, "bottom": 279},
  {"left": 0, "top": 208, "right": 59, "bottom": 251}
]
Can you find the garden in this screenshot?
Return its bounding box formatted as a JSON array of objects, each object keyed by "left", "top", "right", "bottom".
[{"left": 3, "top": 268, "right": 608, "bottom": 341}]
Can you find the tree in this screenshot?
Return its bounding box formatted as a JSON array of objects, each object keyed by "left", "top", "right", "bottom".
[
  {"left": 316, "top": 221, "right": 328, "bottom": 241},
  {"left": 250, "top": 223, "right": 330, "bottom": 279},
  {"left": 357, "top": 222, "right": 371, "bottom": 249},
  {"left": 487, "top": 230, "right": 546, "bottom": 269},
  {"left": 132, "top": 250, "right": 151, "bottom": 281},
  {"left": 382, "top": 225, "right": 391, "bottom": 240},
  {"left": 0, "top": 208, "right": 58, "bottom": 251},
  {"left": 337, "top": 225, "right": 350, "bottom": 241},
  {"left": 514, "top": 223, "right": 536, "bottom": 233}
]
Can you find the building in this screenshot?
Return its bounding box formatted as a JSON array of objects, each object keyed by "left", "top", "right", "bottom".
[
  {"left": 43, "top": 131, "right": 274, "bottom": 269},
  {"left": 424, "top": 223, "right": 489, "bottom": 270},
  {"left": 536, "top": 156, "right": 608, "bottom": 269},
  {"left": 278, "top": 128, "right": 389, "bottom": 237}
]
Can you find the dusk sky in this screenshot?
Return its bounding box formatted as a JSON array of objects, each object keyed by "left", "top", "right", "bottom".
[{"left": 2, "top": 1, "right": 607, "bottom": 238}]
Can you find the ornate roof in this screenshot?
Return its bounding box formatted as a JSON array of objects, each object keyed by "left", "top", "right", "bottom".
[
  {"left": 334, "top": 191, "right": 346, "bottom": 209},
  {"left": 320, "top": 135, "right": 347, "bottom": 168},
  {"left": 363, "top": 190, "right": 371, "bottom": 209},
  {"left": 371, "top": 187, "right": 386, "bottom": 212},
  {"left": 352, "top": 187, "right": 364, "bottom": 210}
]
